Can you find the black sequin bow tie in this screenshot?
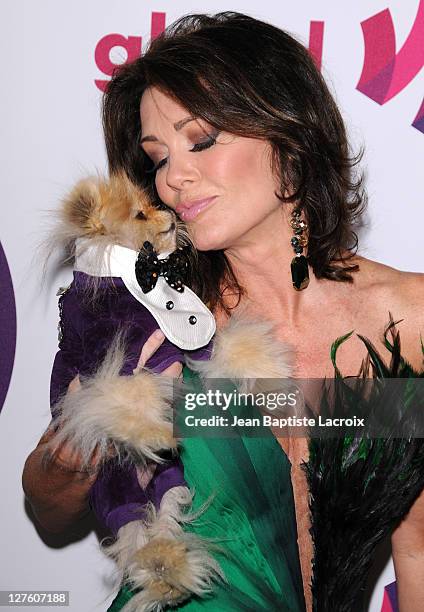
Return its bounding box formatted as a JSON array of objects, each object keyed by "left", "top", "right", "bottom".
[{"left": 135, "top": 241, "right": 190, "bottom": 294}]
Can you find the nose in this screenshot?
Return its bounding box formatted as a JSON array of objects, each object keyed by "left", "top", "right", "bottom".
[{"left": 165, "top": 153, "right": 199, "bottom": 192}]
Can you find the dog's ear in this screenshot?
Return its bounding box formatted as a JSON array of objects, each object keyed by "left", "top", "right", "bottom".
[{"left": 62, "top": 177, "right": 104, "bottom": 235}]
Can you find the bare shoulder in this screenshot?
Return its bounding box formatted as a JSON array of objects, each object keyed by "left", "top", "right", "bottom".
[
  {"left": 352, "top": 256, "right": 423, "bottom": 368},
  {"left": 353, "top": 256, "right": 423, "bottom": 316}
]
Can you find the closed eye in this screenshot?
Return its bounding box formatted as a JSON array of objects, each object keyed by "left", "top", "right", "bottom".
[
  {"left": 190, "top": 133, "right": 218, "bottom": 152},
  {"left": 154, "top": 201, "right": 169, "bottom": 211},
  {"left": 145, "top": 158, "right": 167, "bottom": 174},
  {"left": 145, "top": 132, "right": 219, "bottom": 175},
  {"left": 135, "top": 210, "right": 147, "bottom": 220}
]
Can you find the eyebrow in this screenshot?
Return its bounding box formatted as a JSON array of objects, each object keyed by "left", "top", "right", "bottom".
[{"left": 140, "top": 116, "right": 196, "bottom": 145}]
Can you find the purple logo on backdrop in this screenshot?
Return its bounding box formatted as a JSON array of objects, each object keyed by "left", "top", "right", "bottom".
[
  {"left": 381, "top": 581, "right": 399, "bottom": 611},
  {"left": 0, "top": 242, "right": 17, "bottom": 413},
  {"left": 357, "top": 1, "right": 424, "bottom": 133},
  {"left": 93, "top": 7, "right": 423, "bottom": 133}
]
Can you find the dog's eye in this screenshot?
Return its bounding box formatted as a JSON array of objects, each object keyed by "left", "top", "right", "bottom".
[
  {"left": 135, "top": 211, "right": 147, "bottom": 220},
  {"left": 154, "top": 202, "right": 168, "bottom": 211}
]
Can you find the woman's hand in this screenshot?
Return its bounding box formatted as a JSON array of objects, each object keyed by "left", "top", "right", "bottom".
[
  {"left": 22, "top": 329, "right": 183, "bottom": 533},
  {"left": 41, "top": 418, "right": 106, "bottom": 477},
  {"left": 133, "top": 328, "right": 183, "bottom": 378},
  {"left": 43, "top": 373, "right": 117, "bottom": 476},
  {"left": 133, "top": 328, "right": 183, "bottom": 489},
  {"left": 22, "top": 421, "right": 101, "bottom": 534},
  {"left": 22, "top": 375, "right": 105, "bottom": 533}
]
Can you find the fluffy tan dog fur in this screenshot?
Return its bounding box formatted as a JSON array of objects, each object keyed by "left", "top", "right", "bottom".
[
  {"left": 104, "top": 487, "right": 224, "bottom": 612},
  {"left": 41, "top": 171, "right": 191, "bottom": 299},
  {"left": 60, "top": 171, "right": 181, "bottom": 253},
  {"left": 51, "top": 331, "right": 177, "bottom": 467},
  {"left": 187, "top": 310, "right": 293, "bottom": 394}
]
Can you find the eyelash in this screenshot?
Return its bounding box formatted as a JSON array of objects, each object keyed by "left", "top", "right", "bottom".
[{"left": 145, "top": 133, "right": 219, "bottom": 174}]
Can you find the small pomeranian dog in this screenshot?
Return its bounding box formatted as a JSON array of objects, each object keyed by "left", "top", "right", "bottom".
[
  {"left": 47, "top": 171, "right": 222, "bottom": 611},
  {"left": 62, "top": 170, "right": 180, "bottom": 251},
  {"left": 45, "top": 170, "right": 292, "bottom": 611},
  {"left": 46, "top": 170, "right": 193, "bottom": 299}
]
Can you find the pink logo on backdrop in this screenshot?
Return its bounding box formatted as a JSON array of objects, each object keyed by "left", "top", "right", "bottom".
[
  {"left": 381, "top": 581, "right": 399, "bottom": 612},
  {"left": 309, "top": 21, "right": 324, "bottom": 70},
  {"left": 94, "top": 7, "right": 423, "bottom": 133},
  {"left": 95, "top": 12, "right": 165, "bottom": 92},
  {"left": 357, "top": 0, "right": 424, "bottom": 132},
  {"left": 0, "top": 242, "right": 17, "bottom": 413},
  {"left": 94, "top": 14, "right": 324, "bottom": 89}
]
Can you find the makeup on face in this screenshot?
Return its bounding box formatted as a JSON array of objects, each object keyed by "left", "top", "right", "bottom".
[{"left": 139, "top": 87, "right": 283, "bottom": 252}]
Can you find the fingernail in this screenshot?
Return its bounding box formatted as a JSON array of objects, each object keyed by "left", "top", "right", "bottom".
[{"left": 154, "top": 329, "right": 165, "bottom": 340}]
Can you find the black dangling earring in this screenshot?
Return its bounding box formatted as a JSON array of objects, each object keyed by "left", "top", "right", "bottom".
[{"left": 290, "top": 208, "right": 309, "bottom": 291}]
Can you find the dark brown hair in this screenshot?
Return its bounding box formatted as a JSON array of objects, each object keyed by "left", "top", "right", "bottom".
[{"left": 103, "top": 11, "right": 366, "bottom": 313}]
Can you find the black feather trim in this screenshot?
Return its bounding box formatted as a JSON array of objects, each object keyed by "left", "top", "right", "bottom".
[{"left": 305, "top": 317, "right": 424, "bottom": 611}]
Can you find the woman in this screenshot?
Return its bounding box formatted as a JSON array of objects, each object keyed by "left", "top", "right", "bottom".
[{"left": 22, "top": 11, "right": 423, "bottom": 612}]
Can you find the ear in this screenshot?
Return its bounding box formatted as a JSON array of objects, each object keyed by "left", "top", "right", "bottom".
[{"left": 62, "top": 177, "right": 104, "bottom": 235}]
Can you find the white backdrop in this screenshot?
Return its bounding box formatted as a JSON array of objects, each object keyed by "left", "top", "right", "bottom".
[{"left": 1, "top": 1, "right": 422, "bottom": 610}]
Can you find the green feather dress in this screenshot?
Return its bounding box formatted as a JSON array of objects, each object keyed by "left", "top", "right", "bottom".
[
  {"left": 109, "top": 320, "right": 424, "bottom": 612},
  {"left": 108, "top": 366, "right": 306, "bottom": 611}
]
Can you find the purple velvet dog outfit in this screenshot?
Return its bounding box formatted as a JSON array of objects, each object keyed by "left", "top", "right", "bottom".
[{"left": 49, "top": 239, "right": 215, "bottom": 536}]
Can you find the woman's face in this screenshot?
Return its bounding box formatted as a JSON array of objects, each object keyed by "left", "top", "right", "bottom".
[{"left": 139, "top": 87, "right": 284, "bottom": 251}]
